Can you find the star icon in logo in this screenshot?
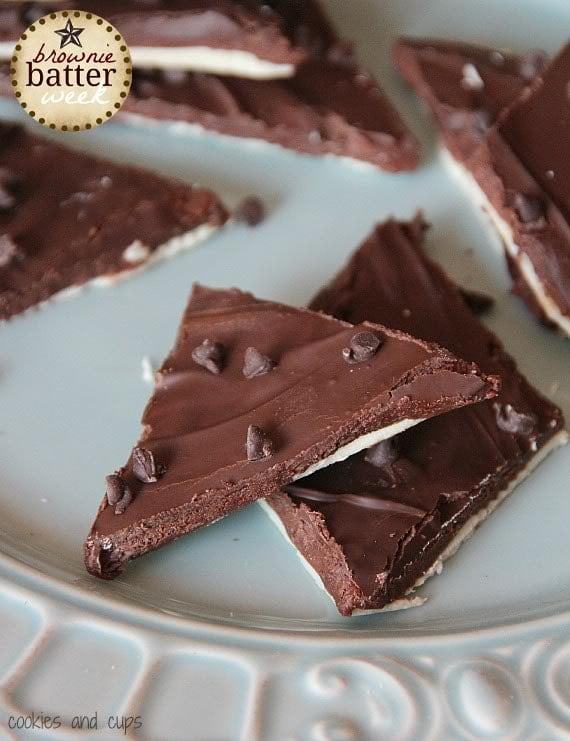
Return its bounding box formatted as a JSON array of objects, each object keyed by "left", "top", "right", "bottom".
[{"left": 54, "top": 18, "right": 84, "bottom": 49}]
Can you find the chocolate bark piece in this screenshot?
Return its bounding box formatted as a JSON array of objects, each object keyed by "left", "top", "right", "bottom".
[
  {"left": 264, "top": 217, "right": 566, "bottom": 616},
  {"left": 122, "top": 60, "right": 419, "bottom": 171},
  {"left": 0, "top": 1, "right": 310, "bottom": 79},
  {"left": 394, "top": 37, "right": 570, "bottom": 336},
  {"left": 103, "top": 1, "right": 418, "bottom": 170},
  {"left": 464, "top": 42, "right": 570, "bottom": 337},
  {"left": 393, "top": 37, "right": 543, "bottom": 161},
  {"left": 0, "top": 123, "right": 227, "bottom": 321},
  {"left": 84, "top": 284, "right": 499, "bottom": 580}
]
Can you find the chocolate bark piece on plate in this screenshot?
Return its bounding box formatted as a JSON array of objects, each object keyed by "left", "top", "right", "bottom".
[
  {"left": 463, "top": 41, "right": 570, "bottom": 337},
  {"left": 395, "top": 37, "right": 570, "bottom": 336},
  {"left": 264, "top": 217, "right": 566, "bottom": 616},
  {"left": 0, "top": 123, "right": 227, "bottom": 321},
  {"left": 0, "top": 1, "right": 310, "bottom": 79},
  {"left": 117, "top": 0, "right": 419, "bottom": 171},
  {"left": 393, "top": 37, "right": 546, "bottom": 161},
  {"left": 122, "top": 61, "right": 419, "bottom": 171},
  {"left": 84, "top": 284, "right": 499, "bottom": 579}
]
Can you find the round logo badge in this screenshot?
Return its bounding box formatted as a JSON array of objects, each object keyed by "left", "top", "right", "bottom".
[{"left": 10, "top": 10, "right": 132, "bottom": 131}]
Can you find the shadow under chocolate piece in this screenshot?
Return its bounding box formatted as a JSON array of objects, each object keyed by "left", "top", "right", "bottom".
[
  {"left": 0, "top": 123, "right": 227, "bottom": 322},
  {"left": 85, "top": 284, "right": 499, "bottom": 579},
  {"left": 264, "top": 217, "right": 566, "bottom": 616}
]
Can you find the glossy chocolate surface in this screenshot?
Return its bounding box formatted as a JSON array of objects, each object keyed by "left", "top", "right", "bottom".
[
  {"left": 84, "top": 284, "right": 498, "bottom": 579},
  {"left": 269, "top": 217, "right": 564, "bottom": 614}
]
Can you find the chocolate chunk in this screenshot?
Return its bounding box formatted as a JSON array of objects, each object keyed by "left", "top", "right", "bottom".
[
  {"left": 494, "top": 403, "right": 536, "bottom": 435},
  {"left": 243, "top": 347, "right": 276, "bottom": 378},
  {"left": 191, "top": 339, "right": 225, "bottom": 374},
  {"left": 246, "top": 424, "right": 275, "bottom": 461},
  {"left": 105, "top": 473, "right": 126, "bottom": 507},
  {"left": 518, "top": 50, "right": 548, "bottom": 81},
  {"left": 234, "top": 196, "right": 265, "bottom": 227},
  {"left": 507, "top": 192, "right": 545, "bottom": 224},
  {"left": 114, "top": 488, "right": 134, "bottom": 516},
  {"left": 132, "top": 446, "right": 163, "bottom": 483},
  {"left": 342, "top": 331, "right": 383, "bottom": 364},
  {"left": 365, "top": 439, "right": 399, "bottom": 468},
  {"left": 0, "top": 235, "right": 23, "bottom": 269},
  {"left": 459, "top": 288, "right": 495, "bottom": 315}
]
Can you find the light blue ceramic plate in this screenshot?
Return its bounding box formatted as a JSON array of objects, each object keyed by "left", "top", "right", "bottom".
[{"left": 0, "top": 1, "right": 569, "bottom": 738}]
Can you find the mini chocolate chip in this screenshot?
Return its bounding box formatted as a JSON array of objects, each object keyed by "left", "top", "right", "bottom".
[
  {"left": 494, "top": 403, "right": 536, "bottom": 435},
  {"left": 343, "top": 331, "right": 383, "bottom": 364},
  {"left": 132, "top": 446, "right": 163, "bottom": 483},
  {"left": 365, "top": 439, "right": 399, "bottom": 468},
  {"left": 246, "top": 424, "right": 274, "bottom": 461},
  {"left": 243, "top": 347, "right": 276, "bottom": 379},
  {"left": 114, "top": 488, "right": 133, "bottom": 515},
  {"left": 105, "top": 473, "right": 126, "bottom": 507},
  {"left": 191, "top": 339, "right": 225, "bottom": 374},
  {"left": 0, "top": 235, "right": 23, "bottom": 268},
  {"left": 234, "top": 196, "right": 265, "bottom": 227},
  {"left": 518, "top": 50, "right": 548, "bottom": 81},
  {"left": 459, "top": 288, "right": 495, "bottom": 315},
  {"left": 507, "top": 192, "right": 545, "bottom": 223}
]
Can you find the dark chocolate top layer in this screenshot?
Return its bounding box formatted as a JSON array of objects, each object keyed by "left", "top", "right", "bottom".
[
  {"left": 124, "top": 61, "right": 419, "bottom": 171},
  {"left": 0, "top": 123, "right": 227, "bottom": 321},
  {"left": 475, "top": 42, "right": 570, "bottom": 321},
  {"left": 0, "top": 1, "right": 308, "bottom": 67},
  {"left": 498, "top": 42, "right": 570, "bottom": 229},
  {"left": 393, "top": 37, "right": 544, "bottom": 160},
  {"left": 394, "top": 37, "right": 570, "bottom": 327},
  {"left": 85, "top": 284, "right": 499, "bottom": 579},
  {"left": 279, "top": 217, "right": 564, "bottom": 605}
]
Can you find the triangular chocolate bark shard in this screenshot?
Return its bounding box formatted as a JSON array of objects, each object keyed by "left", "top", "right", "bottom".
[
  {"left": 264, "top": 217, "right": 566, "bottom": 616},
  {"left": 85, "top": 283, "right": 499, "bottom": 579},
  {"left": 395, "top": 37, "right": 570, "bottom": 336},
  {"left": 0, "top": 123, "right": 227, "bottom": 322}
]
